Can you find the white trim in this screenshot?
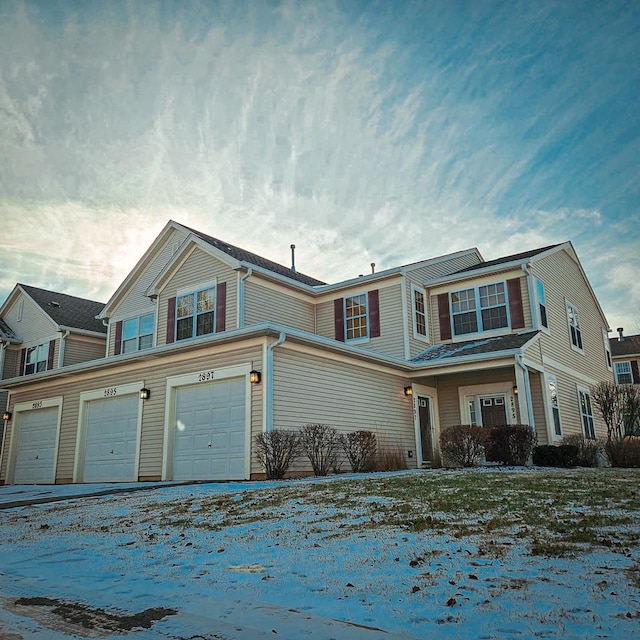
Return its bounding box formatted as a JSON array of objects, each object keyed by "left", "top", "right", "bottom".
[
  {"left": 73, "top": 381, "right": 144, "bottom": 483},
  {"left": 161, "top": 363, "right": 252, "bottom": 481},
  {"left": 602, "top": 328, "right": 613, "bottom": 372},
  {"left": 411, "top": 284, "right": 430, "bottom": 344},
  {"left": 411, "top": 384, "right": 439, "bottom": 465},
  {"left": 565, "top": 298, "right": 585, "bottom": 355},
  {"left": 543, "top": 373, "right": 563, "bottom": 443},
  {"left": 533, "top": 276, "right": 551, "bottom": 334},
  {"left": 576, "top": 383, "right": 596, "bottom": 439},
  {"left": 541, "top": 355, "right": 599, "bottom": 386},
  {"left": 614, "top": 360, "right": 633, "bottom": 385},
  {"left": 5, "top": 396, "right": 64, "bottom": 485},
  {"left": 458, "top": 382, "right": 517, "bottom": 426}
]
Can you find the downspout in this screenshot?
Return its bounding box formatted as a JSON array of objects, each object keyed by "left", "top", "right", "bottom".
[
  {"left": 58, "top": 330, "right": 70, "bottom": 368},
  {"left": 515, "top": 353, "right": 535, "bottom": 429},
  {"left": 0, "top": 340, "right": 7, "bottom": 380},
  {"left": 238, "top": 268, "right": 253, "bottom": 329},
  {"left": 266, "top": 332, "right": 286, "bottom": 432},
  {"left": 523, "top": 262, "right": 538, "bottom": 331}
]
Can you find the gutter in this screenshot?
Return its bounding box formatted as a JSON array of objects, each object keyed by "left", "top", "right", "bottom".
[
  {"left": 266, "top": 332, "right": 286, "bottom": 432},
  {"left": 238, "top": 267, "right": 253, "bottom": 328},
  {"left": 522, "top": 262, "right": 538, "bottom": 331}
]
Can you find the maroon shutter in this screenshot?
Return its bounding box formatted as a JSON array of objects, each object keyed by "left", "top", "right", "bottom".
[
  {"left": 632, "top": 361, "right": 640, "bottom": 384},
  {"left": 166, "top": 297, "right": 176, "bottom": 344},
  {"left": 19, "top": 348, "right": 26, "bottom": 376},
  {"left": 114, "top": 320, "right": 123, "bottom": 355},
  {"left": 216, "top": 282, "right": 227, "bottom": 333},
  {"left": 438, "top": 293, "right": 452, "bottom": 340},
  {"left": 507, "top": 278, "right": 525, "bottom": 329},
  {"left": 334, "top": 298, "right": 345, "bottom": 342},
  {"left": 47, "top": 340, "right": 55, "bottom": 370},
  {"left": 368, "top": 290, "right": 380, "bottom": 338}
]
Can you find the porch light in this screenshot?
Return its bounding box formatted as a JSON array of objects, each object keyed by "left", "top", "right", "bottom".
[
  {"left": 139, "top": 388, "right": 151, "bottom": 400},
  {"left": 250, "top": 370, "right": 262, "bottom": 384},
  {"left": 404, "top": 386, "right": 413, "bottom": 396},
  {"left": 2, "top": 411, "right": 11, "bottom": 421},
  {"left": 513, "top": 385, "right": 519, "bottom": 395}
]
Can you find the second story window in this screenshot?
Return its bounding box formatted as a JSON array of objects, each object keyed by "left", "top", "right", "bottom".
[
  {"left": 177, "top": 286, "right": 216, "bottom": 341},
  {"left": 566, "top": 301, "right": 583, "bottom": 351},
  {"left": 24, "top": 342, "right": 49, "bottom": 375},
  {"left": 615, "top": 361, "right": 633, "bottom": 384},
  {"left": 413, "top": 287, "right": 428, "bottom": 339},
  {"left": 345, "top": 294, "right": 368, "bottom": 340},
  {"left": 535, "top": 278, "right": 549, "bottom": 329},
  {"left": 451, "top": 282, "right": 508, "bottom": 336},
  {"left": 122, "top": 313, "right": 154, "bottom": 353}
]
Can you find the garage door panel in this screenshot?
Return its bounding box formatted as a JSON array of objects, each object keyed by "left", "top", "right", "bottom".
[
  {"left": 173, "top": 378, "right": 246, "bottom": 481},
  {"left": 13, "top": 407, "right": 58, "bottom": 484}
]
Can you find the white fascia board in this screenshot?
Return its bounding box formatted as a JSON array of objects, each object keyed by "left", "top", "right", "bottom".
[
  {"left": 56, "top": 326, "right": 108, "bottom": 339},
  {"left": 0, "top": 284, "right": 23, "bottom": 317}
]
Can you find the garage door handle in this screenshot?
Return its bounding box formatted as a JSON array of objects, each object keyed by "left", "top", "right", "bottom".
[
  {"left": 110, "top": 450, "right": 114, "bottom": 454},
  {"left": 35, "top": 455, "right": 38, "bottom": 460},
  {"left": 208, "top": 442, "right": 212, "bottom": 448}
]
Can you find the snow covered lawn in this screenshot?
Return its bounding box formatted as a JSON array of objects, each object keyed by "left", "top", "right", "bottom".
[{"left": 0, "top": 467, "right": 639, "bottom": 639}]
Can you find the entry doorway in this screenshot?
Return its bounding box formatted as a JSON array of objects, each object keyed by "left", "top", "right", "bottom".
[
  {"left": 479, "top": 395, "right": 507, "bottom": 428},
  {"left": 418, "top": 396, "right": 434, "bottom": 465}
]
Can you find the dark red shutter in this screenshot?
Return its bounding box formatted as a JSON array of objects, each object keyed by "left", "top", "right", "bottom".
[
  {"left": 438, "top": 293, "right": 452, "bottom": 340},
  {"left": 166, "top": 297, "right": 176, "bottom": 344},
  {"left": 368, "top": 290, "right": 380, "bottom": 338},
  {"left": 216, "top": 282, "right": 227, "bottom": 333},
  {"left": 114, "top": 320, "right": 123, "bottom": 355},
  {"left": 19, "top": 348, "right": 26, "bottom": 376},
  {"left": 47, "top": 340, "right": 55, "bottom": 370},
  {"left": 632, "top": 361, "right": 640, "bottom": 384},
  {"left": 507, "top": 278, "right": 525, "bottom": 329},
  {"left": 334, "top": 298, "right": 345, "bottom": 342}
]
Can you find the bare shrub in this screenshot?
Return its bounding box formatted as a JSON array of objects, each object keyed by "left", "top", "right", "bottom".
[
  {"left": 371, "top": 445, "right": 408, "bottom": 472},
  {"left": 254, "top": 429, "right": 300, "bottom": 479},
  {"left": 341, "top": 430, "right": 377, "bottom": 473},
  {"left": 486, "top": 425, "right": 537, "bottom": 466},
  {"left": 591, "top": 381, "right": 623, "bottom": 441},
  {"left": 299, "top": 423, "right": 340, "bottom": 476},
  {"left": 605, "top": 437, "right": 640, "bottom": 468},
  {"left": 620, "top": 385, "right": 640, "bottom": 437},
  {"left": 561, "top": 434, "right": 607, "bottom": 467},
  {"left": 440, "top": 425, "right": 487, "bottom": 467}
]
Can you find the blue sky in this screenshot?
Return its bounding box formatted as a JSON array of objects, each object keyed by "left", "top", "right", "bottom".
[{"left": 1, "top": 0, "right": 639, "bottom": 332}]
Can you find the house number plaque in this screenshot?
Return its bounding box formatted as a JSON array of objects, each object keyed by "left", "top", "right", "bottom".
[
  {"left": 197, "top": 370, "right": 216, "bottom": 382},
  {"left": 103, "top": 387, "right": 118, "bottom": 397}
]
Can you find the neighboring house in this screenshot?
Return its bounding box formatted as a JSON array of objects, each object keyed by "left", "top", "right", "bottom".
[
  {"left": 0, "top": 221, "right": 613, "bottom": 485},
  {"left": 610, "top": 329, "right": 640, "bottom": 385}
]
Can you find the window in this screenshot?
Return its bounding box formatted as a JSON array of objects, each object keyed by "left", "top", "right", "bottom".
[
  {"left": 535, "top": 278, "right": 549, "bottom": 330},
  {"left": 24, "top": 342, "right": 49, "bottom": 375},
  {"left": 412, "top": 287, "right": 428, "bottom": 340},
  {"left": 603, "top": 329, "right": 612, "bottom": 370},
  {"left": 578, "top": 387, "right": 596, "bottom": 439},
  {"left": 566, "top": 301, "right": 583, "bottom": 351},
  {"left": 345, "top": 294, "right": 368, "bottom": 340},
  {"left": 451, "top": 282, "right": 508, "bottom": 336},
  {"left": 122, "top": 313, "right": 154, "bottom": 353},
  {"left": 615, "top": 361, "right": 633, "bottom": 385},
  {"left": 547, "top": 375, "right": 562, "bottom": 437},
  {"left": 176, "top": 286, "right": 216, "bottom": 341}
]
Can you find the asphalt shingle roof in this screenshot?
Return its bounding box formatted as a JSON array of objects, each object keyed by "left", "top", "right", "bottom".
[
  {"left": 0, "top": 317, "right": 18, "bottom": 340},
  {"left": 412, "top": 331, "right": 539, "bottom": 363},
  {"left": 185, "top": 225, "right": 327, "bottom": 287},
  {"left": 20, "top": 284, "right": 107, "bottom": 334},
  {"left": 453, "top": 245, "right": 561, "bottom": 274},
  {"left": 610, "top": 334, "right": 640, "bottom": 358}
]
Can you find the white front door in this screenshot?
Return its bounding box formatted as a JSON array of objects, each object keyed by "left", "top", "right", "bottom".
[
  {"left": 173, "top": 377, "right": 246, "bottom": 481},
  {"left": 13, "top": 407, "right": 58, "bottom": 484},
  {"left": 83, "top": 395, "right": 140, "bottom": 482}
]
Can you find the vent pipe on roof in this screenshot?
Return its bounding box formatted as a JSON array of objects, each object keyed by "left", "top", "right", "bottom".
[
  {"left": 617, "top": 327, "right": 624, "bottom": 341},
  {"left": 371, "top": 263, "right": 375, "bottom": 274},
  {"left": 290, "top": 244, "right": 296, "bottom": 273}
]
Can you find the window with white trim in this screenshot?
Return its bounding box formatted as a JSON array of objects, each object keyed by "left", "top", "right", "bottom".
[
  {"left": 412, "top": 287, "right": 428, "bottom": 340},
  {"left": 547, "top": 374, "right": 562, "bottom": 437},
  {"left": 615, "top": 361, "right": 633, "bottom": 385},
  {"left": 122, "top": 313, "right": 155, "bottom": 353},
  {"left": 176, "top": 286, "right": 216, "bottom": 341},
  {"left": 345, "top": 293, "right": 368, "bottom": 340},
  {"left": 603, "top": 329, "right": 612, "bottom": 370},
  {"left": 451, "top": 282, "right": 508, "bottom": 336},
  {"left": 566, "top": 301, "right": 583, "bottom": 351},
  {"left": 535, "top": 277, "right": 549, "bottom": 330},
  {"left": 578, "top": 387, "right": 596, "bottom": 439},
  {"left": 24, "top": 342, "right": 49, "bottom": 375}
]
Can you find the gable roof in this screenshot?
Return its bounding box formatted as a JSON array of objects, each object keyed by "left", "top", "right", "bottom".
[
  {"left": 18, "top": 284, "right": 107, "bottom": 335},
  {"left": 610, "top": 334, "right": 640, "bottom": 358},
  {"left": 412, "top": 331, "right": 539, "bottom": 363},
  {"left": 182, "top": 224, "right": 326, "bottom": 287},
  {"left": 453, "top": 244, "right": 561, "bottom": 274},
  {"left": 0, "top": 317, "right": 18, "bottom": 341}
]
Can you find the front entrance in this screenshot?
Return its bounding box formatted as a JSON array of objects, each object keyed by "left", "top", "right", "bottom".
[
  {"left": 418, "top": 396, "right": 434, "bottom": 464},
  {"left": 479, "top": 395, "right": 507, "bottom": 427}
]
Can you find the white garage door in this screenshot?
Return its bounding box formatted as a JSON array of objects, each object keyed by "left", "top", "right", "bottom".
[
  {"left": 174, "top": 378, "right": 246, "bottom": 481},
  {"left": 14, "top": 407, "right": 58, "bottom": 484},
  {"left": 83, "top": 394, "right": 139, "bottom": 482}
]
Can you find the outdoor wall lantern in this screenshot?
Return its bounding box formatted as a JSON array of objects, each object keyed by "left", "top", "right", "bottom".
[
  {"left": 512, "top": 385, "right": 519, "bottom": 395},
  {"left": 249, "top": 370, "right": 262, "bottom": 384},
  {"left": 2, "top": 411, "right": 11, "bottom": 421},
  {"left": 404, "top": 386, "right": 413, "bottom": 396},
  {"left": 139, "top": 388, "right": 151, "bottom": 400}
]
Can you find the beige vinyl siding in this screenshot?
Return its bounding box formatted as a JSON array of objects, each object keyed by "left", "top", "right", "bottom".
[
  {"left": 529, "top": 372, "right": 549, "bottom": 445},
  {"left": 1, "top": 343, "right": 263, "bottom": 484},
  {"left": 271, "top": 347, "right": 415, "bottom": 473},
  {"left": 2, "top": 348, "right": 18, "bottom": 380},
  {"left": 315, "top": 299, "right": 334, "bottom": 340},
  {"left": 157, "top": 247, "right": 238, "bottom": 346},
  {"left": 532, "top": 251, "right": 612, "bottom": 384},
  {"left": 4, "top": 294, "right": 56, "bottom": 343},
  {"left": 244, "top": 280, "right": 314, "bottom": 332},
  {"left": 63, "top": 336, "right": 106, "bottom": 367}
]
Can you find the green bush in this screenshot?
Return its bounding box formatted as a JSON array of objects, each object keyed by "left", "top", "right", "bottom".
[
  {"left": 486, "top": 425, "right": 537, "bottom": 466},
  {"left": 605, "top": 437, "right": 640, "bottom": 468},
  {"left": 440, "top": 425, "right": 487, "bottom": 467},
  {"left": 532, "top": 444, "right": 579, "bottom": 468},
  {"left": 561, "top": 434, "right": 606, "bottom": 467}
]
